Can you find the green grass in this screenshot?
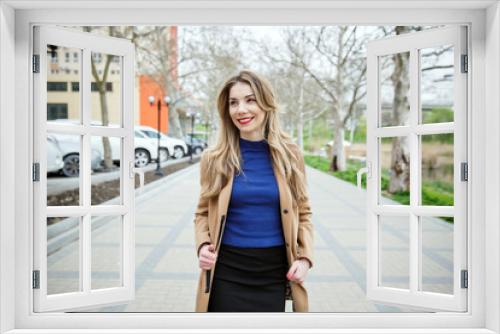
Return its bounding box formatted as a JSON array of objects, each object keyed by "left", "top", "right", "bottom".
[{"left": 304, "top": 155, "right": 454, "bottom": 223}]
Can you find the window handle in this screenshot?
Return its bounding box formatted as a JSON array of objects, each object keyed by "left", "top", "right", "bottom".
[
  {"left": 357, "top": 162, "right": 371, "bottom": 190},
  {"left": 130, "top": 162, "right": 145, "bottom": 194}
]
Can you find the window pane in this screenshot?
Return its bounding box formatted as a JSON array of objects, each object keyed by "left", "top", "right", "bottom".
[
  {"left": 379, "top": 215, "right": 409, "bottom": 290},
  {"left": 47, "top": 216, "right": 81, "bottom": 295},
  {"left": 91, "top": 216, "right": 123, "bottom": 289},
  {"left": 47, "top": 134, "right": 81, "bottom": 206},
  {"left": 90, "top": 52, "right": 122, "bottom": 127},
  {"left": 46, "top": 44, "right": 81, "bottom": 124},
  {"left": 379, "top": 52, "right": 410, "bottom": 127},
  {"left": 421, "top": 134, "right": 454, "bottom": 206},
  {"left": 91, "top": 136, "right": 121, "bottom": 205},
  {"left": 379, "top": 137, "right": 410, "bottom": 205},
  {"left": 420, "top": 45, "right": 454, "bottom": 124},
  {"left": 421, "top": 216, "right": 454, "bottom": 294}
]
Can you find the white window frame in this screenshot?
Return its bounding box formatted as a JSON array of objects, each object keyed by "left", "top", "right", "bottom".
[
  {"left": 33, "top": 25, "right": 136, "bottom": 313},
  {"left": 365, "top": 26, "right": 468, "bottom": 312},
  {"left": 0, "top": 1, "right": 499, "bottom": 333}
]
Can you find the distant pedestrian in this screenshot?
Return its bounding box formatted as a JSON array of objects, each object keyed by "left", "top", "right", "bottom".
[{"left": 193, "top": 69, "right": 314, "bottom": 312}]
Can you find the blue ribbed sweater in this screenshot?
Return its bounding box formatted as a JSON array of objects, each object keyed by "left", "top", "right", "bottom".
[{"left": 221, "top": 137, "right": 285, "bottom": 248}]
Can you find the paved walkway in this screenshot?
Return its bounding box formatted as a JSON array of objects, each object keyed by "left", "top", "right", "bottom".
[{"left": 47, "top": 162, "right": 454, "bottom": 312}]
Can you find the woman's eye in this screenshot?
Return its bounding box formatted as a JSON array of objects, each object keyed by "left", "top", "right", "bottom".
[
  {"left": 230, "top": 101, "right": 237, "bottom": 106},
  {"left": 247, "top": 99, "right": 256, "bottom": 103}
]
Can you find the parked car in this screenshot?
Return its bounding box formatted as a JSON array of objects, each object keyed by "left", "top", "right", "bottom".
[
  {"left": 165, "top": 135, "right": 189, "bottom": 159},
  {"left": 136, "top": 125, "right": 188, "bottom": 160},
  {"left": 48, "top": 119, "right": 159, "bottom": 171},
  {"left": 50, "top": 133, "right": 104, "bottom": 177},
  {"left": 184, "top": 135, "right": 207, "bottom": 155},
  {"left": 46, "top": 135, "right": 64, "bottom": 174},
  {"left": 130, "top": 130, "right": 160, "bottom": 167},
  {"left": 135, "top": 125, "right": 175, "bottom": 163}
]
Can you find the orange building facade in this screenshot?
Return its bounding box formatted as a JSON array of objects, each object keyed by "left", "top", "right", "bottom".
[{"left": 138, "top": 75, "right": 169, "bottom": 134}]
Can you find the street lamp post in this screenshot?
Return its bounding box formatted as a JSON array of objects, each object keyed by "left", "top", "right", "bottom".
[{"left": 148, "top": 95, "right": 171, "bottom": 176}]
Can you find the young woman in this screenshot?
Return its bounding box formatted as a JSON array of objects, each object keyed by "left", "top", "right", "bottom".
[{"left": 193, "top": 70, "right": 314, "bottom": 312}]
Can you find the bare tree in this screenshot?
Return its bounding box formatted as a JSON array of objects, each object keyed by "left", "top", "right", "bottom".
[
  {"left": 180, "top": 26, "right": 245, "bottom": 144},
  {"left": 82, "top": 26, "right": 157, "bottom": 168},
  {"left": 135, "top": 26, "right": 190, "bottom": 138},
  {"left": 275, "top": 26, "right": 370, "bottom": 171}
]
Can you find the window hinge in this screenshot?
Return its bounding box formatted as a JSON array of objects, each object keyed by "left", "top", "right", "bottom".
[
  {"left": 461, "top": 269, "right": 468, "bottom": 289},
  {"left": 32, "top": 55, "right": 40, "bottom": 73},
  {"left": 32, "top": 270, "right": 40, "bottom": 289},
  {"left": 32, "top": 163, "right": 40, "bottom": 182},
  {"left": 461, "top": 54, "right": 468, "bottom": 73},
  {"left": 461, "top": 162, "right": 468, "bottom": 182}
]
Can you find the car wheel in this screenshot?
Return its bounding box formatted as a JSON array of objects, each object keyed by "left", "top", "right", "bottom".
[
  {"left": 135, "top": 148, "right": 150, "bottom": 168},
  {"left": 159, "top": 148, "right": 169, "bottom": 162},
  {"left": 194, "top": 146, "right": 203, "bottom": 155},
  {"left": 173, "top": 146, "right": 184, "bottom": 159},
  {"left": 62, "top": 154, "right": 80, "bottom": 177}
]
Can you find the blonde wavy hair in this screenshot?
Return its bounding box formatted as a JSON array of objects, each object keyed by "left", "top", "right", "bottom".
[{"left": 200, "top": 69, "right": 307, "bottom": 205}]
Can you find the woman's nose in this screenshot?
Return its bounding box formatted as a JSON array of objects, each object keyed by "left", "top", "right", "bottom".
[{"left": 236, "top": 102, "right": 247, "bottom": 113}]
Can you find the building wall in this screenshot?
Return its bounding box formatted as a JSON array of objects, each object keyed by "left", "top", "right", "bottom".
[
  {"left": 138, "top": 75, "right": 169, "bottom": 133},
  {"left": 46, "top": 46, "right": 125, "bottom": 126}
]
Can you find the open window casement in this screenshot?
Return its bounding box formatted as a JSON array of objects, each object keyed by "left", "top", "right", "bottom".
[
  {"left": 33, "top": 25, "right": 136, "bottom": 312},
  {"left": 365, "top": 26, "right": 468, "bottom": 312}
]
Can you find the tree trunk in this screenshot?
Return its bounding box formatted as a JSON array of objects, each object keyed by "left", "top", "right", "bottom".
[
  {"left": 388, "top": 26, "right": 411, "bottom": 193},
  {"left": 167, "top": 107, "right": 183, "bottom": 138},
  {"left": 330, "top": 27, "right": 347, "bottom": 172},
  {"left": 330, "top": 117, "right": 346, "bottom": 172},
  {"left": 98, "top": 85, "right": 114, "bottom": 169},
  {"left": 296, "top": 73, "right": 305, "bottom": 151},
  {"left": 388, "top": 136, "right": 410, "bottom": 193}
]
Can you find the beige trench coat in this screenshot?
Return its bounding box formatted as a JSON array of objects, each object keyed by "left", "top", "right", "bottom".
[{"left": 193, "top": 144, "right": 314, "bottom": 312}]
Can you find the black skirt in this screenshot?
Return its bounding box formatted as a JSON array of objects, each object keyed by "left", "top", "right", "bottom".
[{"left": 207, "top": 243, "right": 288, "bottom": 312}]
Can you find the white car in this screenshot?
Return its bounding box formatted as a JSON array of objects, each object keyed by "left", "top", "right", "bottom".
[
  {"left": 166, "top": 135, "right": 189, "bottom": 159},
  {"left": 49, "top": 133, "right": 103, "bottom": 177},
  {"left": 89, "top": 132, "right": 158, "bottom": 168},
  {"left": 48, "top": 120, "right": 159, "bottom": 171},
  {"left": 135, "top": 125, "right": 174, "bottom": 162},
  {"left": 47, "top": 135, "right": 64, "bottom": 174},
  {"left": 132, "top": 130, "right": 160, "bottom": 167},
  {"left": 135, "top": 125, "right": 188, "bottom": 160}
]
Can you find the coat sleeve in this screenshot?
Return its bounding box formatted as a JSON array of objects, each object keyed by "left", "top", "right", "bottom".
[
  {"left": 194, "top": 153, "right": 212, "bottom": 256},
  {"left": 293, "top": 146, "right": 314, "bottom": 268}
]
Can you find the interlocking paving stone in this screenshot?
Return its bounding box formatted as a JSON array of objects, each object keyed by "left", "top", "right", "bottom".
[{"left": 46, "top": 163, "right": 456, "bottom": 313}]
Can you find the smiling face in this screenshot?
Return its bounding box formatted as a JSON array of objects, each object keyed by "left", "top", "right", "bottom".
[{"left": 228, "top": 81, "right": 266, "bottom": 141}]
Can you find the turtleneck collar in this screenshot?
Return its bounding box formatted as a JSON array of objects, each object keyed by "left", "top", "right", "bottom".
[{"left": 239, "top": 137, "right": 268, "bottom": 150}]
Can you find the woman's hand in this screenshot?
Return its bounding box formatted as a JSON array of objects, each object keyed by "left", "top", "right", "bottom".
[
  {"left": 286, "top": 258, "right": 310, "bottom": 284},
  {"left": 198, "top": 243, "right": 217, "bottom": 270}
]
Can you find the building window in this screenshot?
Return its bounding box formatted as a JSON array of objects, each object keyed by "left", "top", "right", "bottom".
[
  {"left": 92, "top": 52, "right": 102, "bottom": 63},
  {"left": 47, "top": 82, "right": 68, "bottom": 92},
  {"left": 47, "top": 103, "right": 68, "bottom": 120},
  {"left": 73, "top": 52, "right": 78, "bottom": 63},
  {"left": 91, "top": 82, "right": 113, "bottom": 92},
  {"left": 71, "top": 82, "right": 79, "bottom": 92},
  {"left": 65, "top": 52, "right": 70, "bottom": 63}
]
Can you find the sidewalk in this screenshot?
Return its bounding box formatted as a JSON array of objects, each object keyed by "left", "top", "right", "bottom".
[{"left": 47, "top": 162, "right": 454, "bottom": 312}]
